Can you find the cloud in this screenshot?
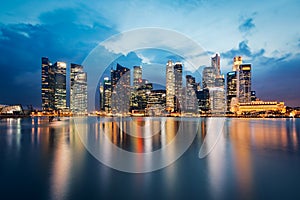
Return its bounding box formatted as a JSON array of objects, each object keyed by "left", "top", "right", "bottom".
[
  {"left": 239, "top": 18, "right": 255, "bottom": 34},
  {"left": 0, "top": 7, "right": 117, "bottom": 107},
  {"left": 221, "top": 40, "right": 265, "bottom": 63}
]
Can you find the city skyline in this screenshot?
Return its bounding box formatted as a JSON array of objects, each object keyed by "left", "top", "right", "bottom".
[{"left": 1, "top": 0, "right": 300, "bottom": 107}]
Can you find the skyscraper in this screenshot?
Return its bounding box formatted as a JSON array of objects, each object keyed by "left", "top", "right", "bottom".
[
  {"left": 70, "top": 63, "right": 87, "bottom": 115},
  {"left": 211, "top": 53, "right": 221, "bottom": 75},
  {"left": 103, "top": 77, "right": 111, "bottom": 112},
  {"left": 226, "top": 71, "right": 237, "bottom": 111},
  {"left": 185, "top": 75, "right": 198, "bottom": 113},
  {"left": 111, "top": 63, "right": 131, "bottom": 114},
  {"left": 166, "top": 60, "right": 175, "bottom": 112},
  {"left": 53, "top": 62, "right": 67, "bottom": 110},
  {"left": 174, "top": 62, "right": 183, "bottom": 112},
  {"left": 133, "top": 66, "right": 142, "bottom": 89},
  {"left": 238, "top": 64, "right": 251, "bottom": 103},
  {"left": 41, "top": 57, "right": 55, "bottom": 111},
  {"left": 202, "top": 66, "right": 217, "bottom": 89}
]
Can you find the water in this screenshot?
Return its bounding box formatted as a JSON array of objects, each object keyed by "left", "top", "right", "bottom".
[{"left": 0, "top": 117, "right": 299, "bottom": 200}]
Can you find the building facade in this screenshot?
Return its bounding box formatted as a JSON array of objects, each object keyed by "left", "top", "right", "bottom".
[
  {"left": 70, "top": 64, "right": 87, "bottom": 115},
  {"left": 41, "top": 57, "right": 55, "bottom": 111},
  {"left": 174, "top": 62, "right": 183, "bottom": 112},
  {"left": 238, "top": 64, "right": 251, "bottom": 103},
  {"left": 53, "top": 62, "right": 67, "bottom": 110},
  {"left": 111, "top": 63, "right": 131, "bottom": 114},
  {"left": 166, "top": 60, "right": 175, "bottom": 112}
]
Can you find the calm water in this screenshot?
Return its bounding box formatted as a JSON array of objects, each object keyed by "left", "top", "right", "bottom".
[{"left": 0, "top": 117, "right": 300, "bottom": 200}]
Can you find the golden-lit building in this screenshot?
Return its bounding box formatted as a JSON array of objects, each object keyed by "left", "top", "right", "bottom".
[{"left": 232, "top": 101, "right": 286, "bottom": 115}]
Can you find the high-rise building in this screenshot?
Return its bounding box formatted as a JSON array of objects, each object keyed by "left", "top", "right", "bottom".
[
  {"left": 166, "top": 60, "right": 175, "bottom": 112},
  {"left": 136, "top": 82, "right": 153, "bottom": 111},
  {"left": 103, "top": 77, "right": 111, "bottom": 112},
  {"left": 174, "top": 62, "right": 183, "bottom": 112},
  {"left": 211, "top": 53, "right": 221, "bottom": 75},
  {"left": 53, "top": 62, "right": 67, "bottom": 110},
  {"left": 211, "top": 76, "right": 226, "bottom": 113},
  {"left": 41, "top": 57, "right": 55, "bottom": 111},
  {"left": 133, "top": 66, "right": 142, "bottom": 89},
  {"left": 185, "top": 75, "right": 198, "bottom": 113},
  {"left": 226, "top": 71, "right": 237, "bottom": 111},
  {"left": 147, "top": 90, "right": 166, "bottom": 116},
  {"left": 202, "top": 66, "right": 217, "bottom": 89},
  {"left": 111, "top": 63, "right": 131, "bottom": 114},
  {"left": 196, "top": 89, "right": 210, "bottom": 112},
  {"left": 238, "top": 64, "right": 251, "bottom": 103},
  {"left": 70, "top": 63, "right": 87, "bottom": 115}
]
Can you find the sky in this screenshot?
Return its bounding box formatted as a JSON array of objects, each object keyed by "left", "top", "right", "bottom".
[{"left": 0, "top": 0, "right": 300, "bottom": 108}]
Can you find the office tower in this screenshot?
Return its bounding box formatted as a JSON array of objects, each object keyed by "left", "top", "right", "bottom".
[
  {"left": 111, "top": 63, "right": 130, "bottom": 114},
  {"left": 211, "top": 76, "right": 226, "bottom": 113},
  {"left": 238, "top": 64, "right": 251, "bottom": 103},
  {"left": 174, "top": 62, "right": 183, "bottom": 112},
  {"left": 166, "top": 60, "right": 175, "bottom": 112},
  {"left": 136, "top": 82, "right": 153, "bottom": 111},
  {"left": 103, "top": 77, "right": 111, "bottom": 112},
  {"left": 202, "top": 66, "right": 217, "bottom": 89},
  {"left": 41, "top": 57, "right": 55, "bottom": 111},
  {"left": 147, "top": 90, "right": 166, "bottom": 116},
  {"left": 99, "top": 84, "right": 104, "bottom": 111},
  {"left": 133, "top": 66, "right": 142, "bottom": 89},
  {"left": 70, "top": 63, "right": 87, "bottom": 115},
  {"left": 53, "top": 62, "right": 67, "bottom": 110},
  {"left": 185, "top": 75, "right": 198, "bottom": 113},
  {"left": 211, "top": 53, "right": 221, "bottom": 75},
  {"left": 196, "top": 89, "right": 210, "bottom": 112},
  {"left": 251, "top": 91, "right": 256, "bottom": 101},
  {"left": 226, "top": 71, "right": 237, "bottom": 111}
]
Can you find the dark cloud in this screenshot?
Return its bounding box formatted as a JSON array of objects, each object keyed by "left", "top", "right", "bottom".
[
  {"left": 221, "top": 40, "right": 265, "bottom": 63},
  {"left": 0, "top": 7, "right": 117, "bottom": 108},
  {"left": 239, "top": 18, "right": 255, "bottom": 33}
]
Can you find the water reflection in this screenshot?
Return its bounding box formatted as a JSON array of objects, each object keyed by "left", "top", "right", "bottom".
[{"left": 0, "top": 117, "right": 300, "bottom": 199}]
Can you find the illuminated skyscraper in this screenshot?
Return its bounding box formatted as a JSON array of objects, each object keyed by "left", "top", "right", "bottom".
[
  {"left": 70, "top": 63, "right": 87, "bottom": 115},
  {"left": 174, "top": 62, "right": 183, "bottom": 112},
  {"left": 53, "top": 62, "right": 67, "bottom": 110},
  {"left": 238, "top": 64, "right": 251, "bottom": 103},
  {"left": 202, "top": 66, "right": 217, "bottom": 89},
  {"left": 185, "top": 75, "right": 198, "bottom": 113},
  {"left": 102, "top": 77, "right": 111, "bottom": 112},
  {"left": 166, "top": 60, "right": 175, "bottom": 112},
  {"left": 41, "top": 57, "right": 55, "bottom": 111},
  {"left": 226, "top": 71, "right": 237, "bottom": 111},
  {"left": 133, "top": 66, "right": 142, "bottom": 89},
  {"left": 111, "top": 63, "right": 130, "bottom": 114},
  {"left": 211, "top": 53, "right": 221, "bottom": 75}
]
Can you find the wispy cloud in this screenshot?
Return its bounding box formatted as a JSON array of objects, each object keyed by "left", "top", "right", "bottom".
[{"left": 239, "top": 18, "right": 255, "bottom": 34}]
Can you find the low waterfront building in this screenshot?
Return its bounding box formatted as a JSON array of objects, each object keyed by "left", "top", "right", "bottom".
[{"left": 232, "top": 101, "right": 286, "bottom": 115}]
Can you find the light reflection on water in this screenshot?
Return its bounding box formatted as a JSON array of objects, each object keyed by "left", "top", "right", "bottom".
[{"left": 0, "top": 117, "right": 299, "bottom": 199}]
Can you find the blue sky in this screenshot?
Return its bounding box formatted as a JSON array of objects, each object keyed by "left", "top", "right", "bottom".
[{"left": 1, "top": 0, "right": 300, "bottom": 108}]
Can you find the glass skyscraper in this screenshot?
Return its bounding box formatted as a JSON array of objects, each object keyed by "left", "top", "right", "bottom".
[
  {"left": 238, "top": 64, "right": 251, "bottom": 103},
  {"left": 70, "top": 63, "right": 87, "bottom": 115},
  {"left": 111, "top": 63, "right": 131, "bottom": 114},
  {"left": 174, "top": 62, "right": 183, "bottom": 112},
  {"left": 53, "top": 62, "right": 67, "bottom": 110},
  {"left": 226, "top": 71, "right": 237, "bottom": 111},
  {"left": 41, "top": 57, "right": 55, "bottom": 111},
  {"left": 166, "top": 60, "right": 175, "bottom": 112}
]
